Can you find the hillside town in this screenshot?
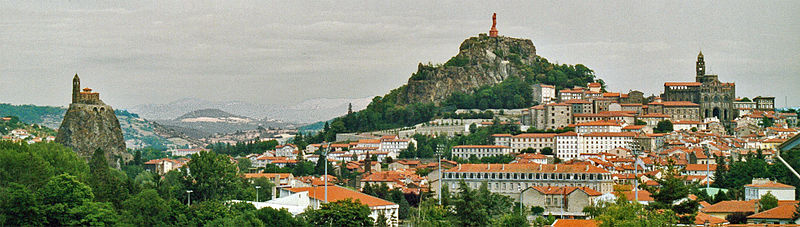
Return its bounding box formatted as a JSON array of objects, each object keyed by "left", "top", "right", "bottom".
[{"left": 1, "top": 4, "right": 800, "bottom": 227}]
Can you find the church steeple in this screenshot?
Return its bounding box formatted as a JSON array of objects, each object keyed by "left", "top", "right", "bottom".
[
  {"left": 72, "top": 74, "right": 80, "bottom": 104},
  {"left": 696, "top": 51, "right": 705, "bottom": 77}
]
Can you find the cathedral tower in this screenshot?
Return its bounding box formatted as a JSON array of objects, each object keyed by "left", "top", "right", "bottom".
[
  {"left": 72, "top": 74, "right": 80, "bottom": 104},
  {"left": 696, "top": 52, "right": 705, "bottom": 80}
]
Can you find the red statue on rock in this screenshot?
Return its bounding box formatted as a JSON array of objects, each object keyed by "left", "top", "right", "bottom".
[{"left": 489, "top": 13, "right": 498, "bottom": 37}]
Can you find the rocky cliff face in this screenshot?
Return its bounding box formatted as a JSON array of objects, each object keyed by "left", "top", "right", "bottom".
[
  {"left": 402, "top": 34, "right": 537, "bottom": 104},
  {"left": 55, "top": 103, "right": 130, "bottom": 168}
]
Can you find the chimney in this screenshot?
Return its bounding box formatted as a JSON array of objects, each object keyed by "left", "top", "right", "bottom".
[
  {"left": 488, "top": 163, "right": 491, "bottom": 170},
  {"left": 458, "top": 164, "right": 461, "bottom": 171},
  {"left": 502, "top": 164, "right": 505, "bottom": 170},
  {"left": 555, "top": 164, "right": 558, "bottom": 171}
]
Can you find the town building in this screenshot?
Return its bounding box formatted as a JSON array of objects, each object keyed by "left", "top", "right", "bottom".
[
  {"left": 662, "top": 52, "right": 736, "bottom": 127},
  {"left": 532, "top": 84, "right": 556, "bottom": 104},
  {"left": 520, "top": 186, "right": 602, "bottom": 217},
  {"left": 452, "top": 145, "right": 512, "bottom": 159},
  {"left": 744, "top": 178, "right": 796, "bottom": 201},
  {"left": 270, "top": 186, "right": 399, "bottom": 226},
  {"left": 492, "top": 133, "right": 556, "bottom": 153},
  {"left": 753, "top": 96, "right": 776, "bottom": 111},
  {"left": 441, "top": 163, "right": 614, "bottom": 199}
]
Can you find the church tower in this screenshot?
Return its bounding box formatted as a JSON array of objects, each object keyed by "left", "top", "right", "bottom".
[
  {"left": 72, "top": 74, "right": 80, "bottom": 103},
  {"left": 695, "top": 52, "right": 705, "bottom": 81}
]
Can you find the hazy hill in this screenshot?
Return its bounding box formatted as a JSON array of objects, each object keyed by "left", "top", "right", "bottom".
[{"left": 127, "top": 97, "right": 371, "bottom": 124}]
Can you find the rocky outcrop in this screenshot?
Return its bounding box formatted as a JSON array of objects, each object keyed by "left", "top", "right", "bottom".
[
  {"left": 55, "top": 103, "right": 130, "bottom": 168},
  {"left": 402, "top": 34, "right": 538, "bottom": 104}
]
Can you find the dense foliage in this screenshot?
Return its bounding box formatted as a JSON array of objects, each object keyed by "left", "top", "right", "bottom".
[
  {"left": 0, "top": 104, "right": 65, "bottom": 125},
  {"left": 442, "top": 76, "right": 533, "bottom": 109},
  {"left": 0, "top": 141, "right": 318, "bottom": 226},
  {"left": 584, "top": 196, "right": 678, "bottom": 226}
]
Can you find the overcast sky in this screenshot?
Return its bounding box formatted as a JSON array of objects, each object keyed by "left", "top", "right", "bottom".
[{"left": 1, "top": 1, "right": 798, "bottom": 109}]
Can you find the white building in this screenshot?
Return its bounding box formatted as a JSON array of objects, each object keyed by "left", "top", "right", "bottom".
[
  {"left": 555, "top": 131, "right": 636, "bottom": 160},
  {"left": 493, "top": 133, "right": 557, "bottom": 153},
  {"left": 574, "top": 120, "right": 623, "bottom": 133},
  {"left": 441, "top": 163, "right": 614, "bottom": 199},
  {"left": 744, "top": 178, "right": 796, "bottom": 201},
  {"left": 277, "top": 186, "right": 400, "bottom": 226},
  {"left": 452, "top": 145, "right": 512, "bottom": 159},
  {"left": 532, "top": 84, "right": 557, "bottom": 104}
]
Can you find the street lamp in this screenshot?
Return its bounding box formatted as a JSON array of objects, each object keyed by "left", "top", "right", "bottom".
[
  {"left": 255, "top": 186, "right": 261, "bottom": 202},
  {"left": 436, "top": 143, "right": 443, "bottom": 205},
  {"left": 186, "top": 190, "right": 193, "bottom": 206},
  {"left": 519, "top": 186, "right": 534, "bottom": 216},
  {"left": 702, "top": 146, "right": 711, "bottom": 190},
  {"left": 628, "top": 140, "right": 643, "bottom": 204},
  {"left": 321, "top": 141, "right": 330, "bottom": 203}
]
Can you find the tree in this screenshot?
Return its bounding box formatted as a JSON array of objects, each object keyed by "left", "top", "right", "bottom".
[
  {"left": 88, "top": 148, "right": 128, "bottom": 207},
  {"left": 315, "top": 155, "right": 335, "bottom": 176},
  {"left": 644, "top": 162, "right": 698, "bottom": 224},
  {"left": 302, "top": 198, "right": 374, "bottom": 226},
  {"left": 182, "top": 151, "right": 246, "bottom": 201},
  {"left": 541, "top": 147, "right": 553, "bottom": 155},
  {"left": 375, "top": 211, "right": 389, "bottom": 227},
  {"left": 121, "top": 189, "right": 168, "bottom": 226},
  {"left": 725, "top": 212, "right": 753, "bottom": 224},
  {"left": 255, "top": 207, "right": 308, "bottom": 227},
  {"left": 520, "top": 148, "right": 536, "bottom": 154},
  {"left": 590, "top": 196, "right": 678, "bottom": 226},
  {"left": 0, "top": 183, "right": 45, "bottom": 226},
  {"left": 530, "top": 206, "right": 544, "bottom": 216},
  {"left": 252, "top": 177, "right": 275, "bottom": 201},
  {"left": 759, "top": 116, "right": 774, "bottom": 128},
  {"left": 39, "top": 173, "right": 119, "bottom": 226},
  {"left": 491, "top": 213, "right": 529, "bottom": 227},
  {"left": 411, "top": 199, "right": 452, "bottom": 226},
  {"left": 654, "top": 120, "right": 673, "bottom": 133},
  {"left": 759, "top": 192, "right": 778, "bottom": 211},
  {"left": 389, "top": 188, "right": 410, "bottom": 219},
  {"left": 634, "top": 119, "right": 647, "bottom": 125},
  {"left": 237, "top": 158, "right": 252, "bottom": 173},
  {"left": 133, "top": 149, "right": 142, "bottom": 165}
]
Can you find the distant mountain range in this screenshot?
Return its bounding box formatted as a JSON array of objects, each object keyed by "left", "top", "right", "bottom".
[{"left": 125, "top": 97, "right": 371, "bottom": 124}]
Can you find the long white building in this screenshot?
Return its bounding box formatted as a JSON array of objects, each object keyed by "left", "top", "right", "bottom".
[
  {"left": 452, "top": 145, "right": 512, "bottom": 159},
  {"left": 441, "top": 163, "right": 613, "bottom": 199}
]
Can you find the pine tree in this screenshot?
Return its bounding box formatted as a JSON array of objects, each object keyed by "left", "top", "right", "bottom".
[{"left": 89, "top": 148, "right": 127, "bottom": 207}]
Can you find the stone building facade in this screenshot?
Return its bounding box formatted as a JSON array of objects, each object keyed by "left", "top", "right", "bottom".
[{"left": 662, "top": 52, "right": 735, "bottom": 128}]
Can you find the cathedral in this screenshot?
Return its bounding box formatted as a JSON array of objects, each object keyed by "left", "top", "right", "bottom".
[{"left": 662, "top": 52, "right": 736, "bottom": 128}]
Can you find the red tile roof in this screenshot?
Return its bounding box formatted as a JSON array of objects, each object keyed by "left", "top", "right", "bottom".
[
  {"left": 665, "top": 82, "right": 702, "bottom": 86},
  {"left": 701, "top": 200, "right": 758, "bottom": 213},
  {"left": 747, "top": 204, "right": 798, "bottom": 220},
  {"left": 287, "top": 185, "right": 396, "bottom": 207},
  {"left": 531, "top": 186, "right": 602, "bottom": 196},
  {"left": 615, "top": 190, "right": 654, "bottom": 201},
  {"left": 512, "top": 133, "right": 557, "bottom": 138},
  {"left": 576, "top": 120, "right": 622, "bottom": 127},
  {"left": 552, "top": 219, "right": 599, "bottom": 227},
  {"left": 694, "top": 212, "right": 728, "bottom": 225},
  {"left": 745, "top": 182, "right": 795, "bottom": 189},
  {"left": 444, "top": 163, "right": 610, "bottom": 174},
  {"left": 452, "top": 145, "right": 509, "bottom": 149},
  {"left": 582, "top": 132, "right": 638, "bottom": 137}
]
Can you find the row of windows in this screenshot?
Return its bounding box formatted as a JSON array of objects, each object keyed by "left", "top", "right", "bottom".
[{"left": 445, "top": 172, "right": 609, "bottom": 181}]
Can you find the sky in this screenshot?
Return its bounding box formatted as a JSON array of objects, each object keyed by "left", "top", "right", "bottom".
[{"left": 1, "top": 1, "right": 798, "bottom": 109}]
